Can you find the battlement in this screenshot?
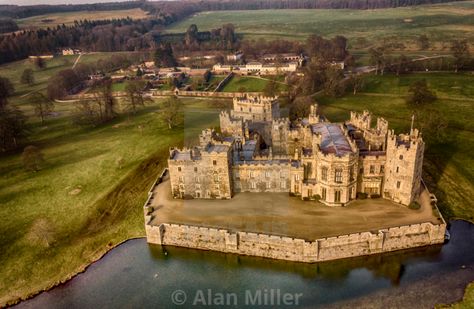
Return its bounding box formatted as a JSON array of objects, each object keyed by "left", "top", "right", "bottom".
[
  {"left": 233, "top": 95, "right": 278, "bottom": 105},
  {"left": 388, "top": 129, "right": 423, "bottom": 149}
]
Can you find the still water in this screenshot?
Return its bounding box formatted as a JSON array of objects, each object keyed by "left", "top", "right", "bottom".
[{"left": 16, "top": 221, "right": 474, "bottom": 308}]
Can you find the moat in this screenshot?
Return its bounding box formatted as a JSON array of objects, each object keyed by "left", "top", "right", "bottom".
[{"left": 15, "top": 220, "right": 474, "bottom": 308}]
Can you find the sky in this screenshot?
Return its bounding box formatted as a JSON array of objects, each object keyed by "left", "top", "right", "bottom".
[{"left": 0, "top": 0, "right": 133, "bottom": 5}]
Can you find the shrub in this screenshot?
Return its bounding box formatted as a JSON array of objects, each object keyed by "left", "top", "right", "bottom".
[
  {"left": 312, "top": 194, "right": 321, "bottom": 201},
  {"left": 409, "top": 201, "right": 421, "bottom": 210},
  {"left": 371, "top": 194, "right": 381, "bottom": 199},
  {"left": 357, "top": 192, "right": 368, "bottom": 199}
]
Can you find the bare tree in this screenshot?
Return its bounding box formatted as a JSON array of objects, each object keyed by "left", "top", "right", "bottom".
[
  {"left": 159, "top": 96, "right": 183, "bottom": 129},
  {"left": 30, "top": 92, "right": 54, "bottom": 124},
  {"left": 124, "top": 80, "right": 149, "bottom": 115}
]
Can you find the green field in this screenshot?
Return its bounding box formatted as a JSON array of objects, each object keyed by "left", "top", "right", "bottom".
[
  {"left": 316, "top": 72, "right": 474, "bottom": 221},
  {"left": 166, "top": 2, "right": 474, "bottom": 50},
  {"left": 16, "top": 8, "right": 148, "bottom": 29},
  {"left": 0, "top": 52, "right": 143, "bottom": 110},
  {"left": 0, "top": 95, "right": 223, "bottom": 305},
  {"left": 221, "top": 75, "right": 287, "bottom": 92}
]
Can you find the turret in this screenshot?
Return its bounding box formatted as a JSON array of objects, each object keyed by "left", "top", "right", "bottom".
[{"left": 383, "top": 129, "right": 424, "bottom": 205}]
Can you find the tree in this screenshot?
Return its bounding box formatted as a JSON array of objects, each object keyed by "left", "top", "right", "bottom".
[
  {"left": 154, "top": 43, "right": 177, "bottom": 68},
  {"left": 347, "top": 74, "right": 364, "bottom": 95},
  {"left": 0, "top": 76, "right": 27, "bottom": 152},
  {"left": 185, "top": 24, "right": 199, "bottom": 46},
  {"left": 85, "top": 80, "right": 116, "bottom": 124},
  {"left": 22, "top": 145, "right": 44, "bottom": 171},
  {"left": 414, "top": 108, "right": 448, "bottom": 146},
  {"left": 72, "top": 99, "right": 99, "bottom": 126},
  {"left": 451, "top": 40, "right": 470, "bottom": 72},
  {"left": 406, "top": 79, "right": 437, "bottom": 106},
  {"left": 124, "top": 80, "right": 149, "bottom": 115},
  {"left": 418, "top": 35, "right": 430, "bottom": 50},
  {"left": 20, "top": 68, "right": 35, "bottom": 85},
  {"left": 0, "top": 76, "right": 14, "bottom": 109},
  {"left": 289, "top": 96, "right": 313, "bottom": 121},
  {"left": 159, "top": 96, "right": 183, "bottom": 129},
  {"left": 323, "top": 66, "right": 345, "bottom": 97},
  {"left": 34, "top": 57, "right": 46, "bottom": 69},
  {"left": 369, "top": 45, "right": 390, "bottom": 75},
  {"left": 30, "top": 92, "right": 54, "bottom": 124},
  {"left": 263, "top": 79, "right": 278, "bottom": 97}
]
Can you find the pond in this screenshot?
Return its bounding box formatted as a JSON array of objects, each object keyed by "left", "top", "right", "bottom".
[{"left": 16, "top": 220, "right": 474, "bottom": 308}]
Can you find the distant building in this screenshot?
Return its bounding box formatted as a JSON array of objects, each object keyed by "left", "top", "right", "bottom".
[
  {"left": 28, "top": 54, "right": 54, "bottom": 59},
  {"left": 61, "top": 48, "right": 81, "bottom": 56},
  {"left": 212, "top": 62, "right": 299, "bottom": 75},
  {"left": 168, "top": 95, "right": 425, "bottom": 207},
  {"left": 226, "top": 51, "right": 244, "bottom": 61}
]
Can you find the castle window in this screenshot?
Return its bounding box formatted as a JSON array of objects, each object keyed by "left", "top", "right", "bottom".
[
  {"left": 399, "top": 155, "right": 403, "bottom": 160},
  {"left": 213, "top": 160, "right": 217, "bottom": 166},
  {"left": 250, "top": 171, "right": 255, "bottom": 178},
  {"left": 195, "top": 176, "right": 200, "bottom": 183},
  {"left": 397, "top": 181, "right": 401, "bottom": 189},
  {"left": 321, "top": 188, "right": 327, "bottom": 201},
  {"left": 215, "top": 184, "right": 220, "bottom": 190},
  {"left": 380, "top": 165, "right": 385, "bottom": 173},
  {"left": 194, "top": 167, "right": 198, "bottom": 172},
  {"left": 335, "top": 190, "right": 341, "bottom": 203},
  {"left": 214, "top": 175, "right": 219, "bottom": 182},
  {"left": 335, "top": 169, "right": 343, "bottom": 183},
  {"left": 350, "top": 166, "right": 355, "bottom": 181},
  {"left": 266, "top": 182, "right": 271, "bottom": 189},
  {"left": 251, "top": 182, "right": 256, "bottom": 189},
  {"left": 321, "top": 167, "right": 328, "bottom": 181},
  {"left": 396, "top": 166, "right": 399, "bottom": 173},
  {"left": 240, "top": 107, "right": 243, "bottom": 111},
  {"left": 178, "top": 167, "right": 182, "bottom": 172},
  {"left": 265, "top": 171, "right": 271, "bottom": 178},
  {"left": 281, "top": 181, "right": 286, "bottom": 189},
  {"left": 295, "top": 174, "right": 300, "bottom": 181},
  {"left": 179, "top": 176, "right": 184, "bottom": 182},
  {"left": 370, "top": 165, "right": 375, "bottom": 174}
]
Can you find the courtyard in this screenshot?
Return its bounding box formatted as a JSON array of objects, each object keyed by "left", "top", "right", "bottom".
[{"left": 149, "top": 176, "right": 440, "bottom": 240}]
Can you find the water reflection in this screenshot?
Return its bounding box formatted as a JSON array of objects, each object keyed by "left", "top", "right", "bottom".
[{"left": 15, "top": 220, "right": 474, "bottom": 309}]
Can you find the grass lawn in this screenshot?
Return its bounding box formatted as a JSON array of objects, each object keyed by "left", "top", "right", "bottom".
[
  {"left": 221, "top": 75, "right": 287, "bottom": 92},
  {"left": 165, "top": 2, "right": 474, "bottom": 50},
  {"left": 111, "top": 82, "right": 126, "bottom": 92},
  {"left": 0, "top": 97, "right": 223, "bottom": 306},
  {"left": 0, "top": 52, "right": 145, "bottom": 111},
  {"left": 316, "top": 72, "right": 474, "bottom": 221},
  {"left": 16, "top": 8, "right": 148, "bottom": 29}
]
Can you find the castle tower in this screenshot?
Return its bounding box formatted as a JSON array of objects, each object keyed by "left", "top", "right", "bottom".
[
  {"left": 383, "top": 129, "right": 424, "bottom": 205},
  {"left": 308, "top": 103, "right": 320, "bottom": 125}
]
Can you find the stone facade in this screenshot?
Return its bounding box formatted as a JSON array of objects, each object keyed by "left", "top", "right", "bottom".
[
  {"left": 145, "top": 221, "right": 446, "bottom": 263},
  {"left": 168, "top": 95, "right": 425, "bottom": 207}
]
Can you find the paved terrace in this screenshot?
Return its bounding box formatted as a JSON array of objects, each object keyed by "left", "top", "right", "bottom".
[{"left": 149, "top": 178, "right": 440, "bottom": 240}]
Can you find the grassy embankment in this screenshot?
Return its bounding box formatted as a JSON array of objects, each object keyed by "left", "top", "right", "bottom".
[
  {"left": 0, "top": 56, "right": 226, "bottom": 306},
  {"left": 165, "top": 1, "right": 474, "bottom": 59},
  {"left": 317, "top": 72, "right": 474, "bottom": 221},
  {"left": 221, "top": 75, "right": 287, "bottom": 92},
  {"left": 15, "top": 8, "right": 149, "bottom": 29}
]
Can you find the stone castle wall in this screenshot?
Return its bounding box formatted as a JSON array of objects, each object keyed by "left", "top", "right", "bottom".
[
  {"left": 145, "top": 170, "right": 446, "bottom": 263},
  {"left": 145, "top": 221, "right": 446, "bottom": 263}
]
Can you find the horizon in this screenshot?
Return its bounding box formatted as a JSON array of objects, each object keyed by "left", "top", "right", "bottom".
[{"left": 0, "top": 0, "right": 143, "bottom": 6}]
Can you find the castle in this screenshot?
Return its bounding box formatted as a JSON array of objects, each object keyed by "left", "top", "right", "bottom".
[{"left": 168, "top": 95, "right": 424, "bottom": 207}]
